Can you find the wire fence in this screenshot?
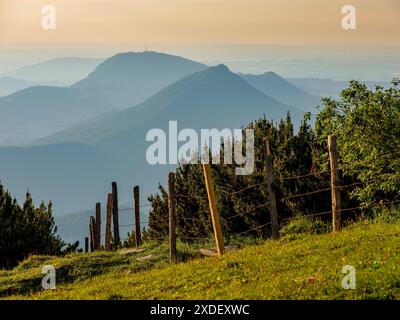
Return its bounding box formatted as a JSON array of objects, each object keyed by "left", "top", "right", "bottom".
[
  {"left": 101, "top": 175, "right": 397, "bottom": 244},
  {"left": 138, "top": 167, "right": 399, "bottom": 242},
  {"left": 138, "top": 198, "right": 400, "bottom": 243},
  {"left": 88, "top": 149, "right": 399, "bottom": 252}
]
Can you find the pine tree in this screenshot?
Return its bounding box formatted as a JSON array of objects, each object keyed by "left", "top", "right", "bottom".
[{"left": 0, "top": 184, "right": 64, "bottom": 268}]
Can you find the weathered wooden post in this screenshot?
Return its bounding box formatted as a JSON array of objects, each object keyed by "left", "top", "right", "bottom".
[
  {"left": 95, "top": 202, "right": 101, "bottom": 250},
  {"left": 134, "top": 186, "right": 142, "bottom": 247},
  {"left": 202, "top": 164, "right": 225, "bottom": 256},
  {"left": 84, "top": 237, "right": 89, "bottom": 253},
  {"left": 264, "top": 139, "right": 280, "bottom": 240},
  {"left": 105, "top": 193, "right": 113, "bottom": 252},
  {"left": 168, "top": 173, "right": 177, "bottom": 263},
  {"left": 111, "top": 181, "right": 120, "bottom": 248},
  {"left": 89, "top": 216, "right": 96, "bottom": 252},
  {"left": 328, "top": 135, "right": 342, "bottom": 232}
]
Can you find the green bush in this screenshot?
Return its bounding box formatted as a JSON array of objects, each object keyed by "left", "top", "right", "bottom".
[
  {"left": 315, "top": 79, "right": 400, "bottom": 204},
  {"left": 369, "top": 206, "right": 400, "bottom": 224},
  {"left": 281, "top": 216, "right": 332, "bottom": 236}
]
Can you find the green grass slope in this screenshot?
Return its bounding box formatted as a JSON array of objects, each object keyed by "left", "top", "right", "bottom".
[{"left": 1, "top": 220, "right": 399, "bottom": 300}]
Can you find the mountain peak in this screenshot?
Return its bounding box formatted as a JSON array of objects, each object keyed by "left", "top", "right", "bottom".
[
  {"left": 214, "top": 64, "right": 230, "bottom": 71},
  {"left": 208, "top": 64, "right": 232, "bottom": 75},
  {"left": 197, "top": 64, "right": 232, "bottom": 78},
  {"left": 261, "top": 71, "right": 281, "bottom": 78},
  {"left": 106, "top": 51, "right": 172, "bottom": 61},
  {"left": 85, "top": 51, "right": 207, "bottom": 80},
  {"left": 241, "top": 71, "right": 321, "bottom": 112}
]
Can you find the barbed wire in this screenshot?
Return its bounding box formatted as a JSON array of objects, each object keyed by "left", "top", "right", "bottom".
[
  {"left": 144, "top": 237, "right": 168, "bottom": 241},
  {"left": 216, "top": 181, "right": 267, "bottom": 197},
  {"left": 178, "top": 194, "right": 209, "bottom": 200},
  {"left": 228, "top": 199, "right": 400, "bottom": 237},
  {"left": 210, "top": 157, "right": 399, "bottom": 200},
  {"left": 118, "top": 166, "right": 394, "bottom": 217},
  {"left": 213, "top": 168, "right": 335, "bottom": 198},
  {"left": 280, "top": 181, "right": 368, "bottom": 202},
  {"left": 234, "top": 222, "right": 272, "bottom": 236},
  {"left": 280, "top": 210, "right": 333, "bottom": 222},
  {"left": 88, "top": 151, "right": 399, "bottom": 246},
  {"left": 118, "top": 198, "right": 400, "bottom": 241},
  {"left": 180, "top": 216, "right": 212, "bottom": 222},
  {"left": 180, "top": 236, "right": 210, "bottom": 240},
  {"left": 225, "top": 202, "right": 270, "bottom": 220},
  {"left": 280, "top": 170, "right": 330, "bottom": 181},
  {"left": 280, "top": 187, "right": 332, "bottom": 201},
  {"left": 118, "top": 207, "right": 133, "bottom": 211},
  {"left": 119, "top": 224, "right": 134, "bottom": 228},
  {"left": 147, "top": 217, "right": 169, "bottom": 224}
]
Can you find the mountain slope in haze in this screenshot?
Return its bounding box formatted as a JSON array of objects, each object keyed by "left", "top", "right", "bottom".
[
  {"left": 0, "top": 143, "right": 114, "bottom": 214},
  {"left": 38, "top": 64, "right": 303, "bottom": 146},
  {"left": 241, "top": 72, "right": 321, "bottom": 112},
  {"left": 3, "top": 57, "right": 104, "bottom": 85},
  {"left": 0, "top": 52, "right": 208, "bottom": 145},
  {"left": 286, "top": 77, "right": 393, "bottom": 99},
  {"left": 0, "top": 86, "right": 114, "bottom": 145},
  {"left": 73, "top": 51, "right": 208, "bottom": 108},
  {"left": 1, "top": 65, "right": 304, "bottom": 216},
  {"left": 0, "top": 77, "right": 36, "bottom": 96}
]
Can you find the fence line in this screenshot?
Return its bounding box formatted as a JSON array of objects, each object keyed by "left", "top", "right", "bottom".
[
  {"left": 96, "top": 181, "right": 398, "bottom": 245},
  {"left": 86, "top": 134, "right": 399, "bottom": 262}
]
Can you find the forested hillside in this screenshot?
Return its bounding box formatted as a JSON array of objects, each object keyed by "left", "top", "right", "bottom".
[{"left": 146, "top": 80, "right": 400, "bottom": 242}]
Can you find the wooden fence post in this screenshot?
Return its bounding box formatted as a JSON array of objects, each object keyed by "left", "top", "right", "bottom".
[
  {"left": 105, "top": 193, "right": 113, "bottom": 251},
  {"left": 202, "top": 164, "right": 225, "bottom": 256},
  {"left": 168, "top": 173, "right": 177, "bottom": 263},
  {"left": 328, "top": 135, "right": 341, "bottom": 232},
  {"left": 89, "top": 216, "right": 96, "bottom": 252},
  {"left": 134, "top": 186, "right": 142, "bottom": 247},
  {"left": 95, "top": 202, "right": 101, "bottom": 250},
  {"left": 84, "top": 237, "right": 89, "bottom": 253},
  {"left": 111, "top": 181, "right": 120, "bottom": 248},
  {"left": 264, "top": 139, "right": 280, "bottom": 240},
  {"left": 88, "top": 224, "right": 92, "bottom": 252}
]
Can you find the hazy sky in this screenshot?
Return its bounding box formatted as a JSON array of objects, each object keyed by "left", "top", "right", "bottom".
[
  {"left": 0, "top": 0, "right": 399, "bottom": 78},
  {"left": 1, "top": 0, "right": 399, "bottom": 45}
]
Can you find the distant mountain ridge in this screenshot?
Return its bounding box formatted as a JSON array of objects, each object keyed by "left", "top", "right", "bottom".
[
  {"left": 0, "top": 77, "right": 36, "bottom": 97},
  {"left": 286, "top": 77, "right": 393, "bottom": 99},
  {"left": 3, "top": 57, "right": 104, "bottom": 85},
  {"left": 72, "top": 51, "right": 208, "bottom": 109},
  {"left": 0, "top": 57, "right": 104, "bottom": 96},
  {"left": 0, "top": 52, "right": 208, "bottom": 145},
  {"left": 37, "top": 64, "right": 302, "bottom": 147},
  {"left": 0, "top": 53, "right": 309, "bottom": 245},
  {"left": 1, "top": 63, "right": 304, "bottom": 215},
  {"left": 241, "top": 71, "right": 321, "bottom": 112},
  {"left": 76, "top": 51, "right": 207, "bottom": 82}
]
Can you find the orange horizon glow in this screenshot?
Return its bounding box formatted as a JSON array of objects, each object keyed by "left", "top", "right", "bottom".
[{"left": 0, "top": 0, "right": 399, "bottom": 46}]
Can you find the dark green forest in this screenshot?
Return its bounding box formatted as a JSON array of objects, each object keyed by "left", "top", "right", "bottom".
[{"left": 146, "top": 80, "right": 400, "bottom": 241}]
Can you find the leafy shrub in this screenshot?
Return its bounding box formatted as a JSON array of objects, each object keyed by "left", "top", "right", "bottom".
[
  {"left": 281, "top": 216, "right": 332, "bottom": 236},
  {"left": 315, "top": 79, "right": 400, "bottom": 205},
  {"left": 369, "top": 206, "right": 400, "bottom": 224}
]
